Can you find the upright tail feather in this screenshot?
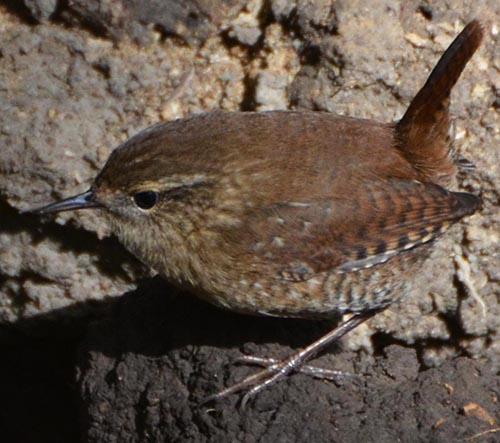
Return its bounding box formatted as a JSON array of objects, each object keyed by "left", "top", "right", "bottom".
[{"left": 396, "top": 20, "right": 484, "bottom": 182}]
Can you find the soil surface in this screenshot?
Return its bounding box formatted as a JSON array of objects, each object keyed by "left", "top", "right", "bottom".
[{"left": 1, "top": 1, "right": 499, "bottom": 442}]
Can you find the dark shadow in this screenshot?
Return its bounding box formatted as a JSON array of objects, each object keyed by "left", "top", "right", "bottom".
[
  {"left": 0, "top": 0, "right": 37, "bottom": 24},
  {"left": 0, "top": 272, "right": 343, "bottom": 440},
  {"left": 0, "top": 273, "right": 340, "bottom": 361},
  {"left": 0, "top": 333, "right": 80, "bottom": 443},
  {"left": 78, "top": 276, "right": 341, "bottom": 358}
]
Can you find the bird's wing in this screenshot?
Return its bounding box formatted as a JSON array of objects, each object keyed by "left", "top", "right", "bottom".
[{"left": 240, "top": 178, "right": 480, "bottom": 281}]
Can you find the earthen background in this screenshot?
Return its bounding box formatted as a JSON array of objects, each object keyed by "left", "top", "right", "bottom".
[{"left": 0, "top": 0, "right": 499, "bottom": 442}]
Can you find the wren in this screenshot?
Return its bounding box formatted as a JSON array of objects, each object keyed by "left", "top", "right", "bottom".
[{"left": 29, "top": 21, "right": 483, "bottom": 405}]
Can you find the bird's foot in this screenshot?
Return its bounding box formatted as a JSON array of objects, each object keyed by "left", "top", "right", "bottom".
[
  {"left": 199, "top": 310, "right": 380, "bottom": 408},
  {"left": 237, "top": 354, "right": 355, "bottom": 380},
  {"left": 200, "top": 349, "right": 320, "bottom": 409}
]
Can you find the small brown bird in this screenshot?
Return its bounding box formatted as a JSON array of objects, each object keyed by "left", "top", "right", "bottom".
[{"left": 30, "top": 21, "right": 483, "bottom": 405}]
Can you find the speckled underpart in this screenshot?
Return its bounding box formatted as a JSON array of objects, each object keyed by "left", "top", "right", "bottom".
[{"left": 194, "top": 244, "right": 432, "bottom": 319}]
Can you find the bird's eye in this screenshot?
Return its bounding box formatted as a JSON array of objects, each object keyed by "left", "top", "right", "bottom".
[{"left": 133, "top": 190, "right": 159, "bottom": 210}]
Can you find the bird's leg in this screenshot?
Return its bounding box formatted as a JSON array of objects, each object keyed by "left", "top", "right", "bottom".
[{"left": 200, "top": 308, "right": 384, "bottom": 408}]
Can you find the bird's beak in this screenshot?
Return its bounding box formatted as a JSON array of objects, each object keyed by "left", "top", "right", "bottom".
[{"left": 25, "top": 190, "right": 102, "bottom": 215}]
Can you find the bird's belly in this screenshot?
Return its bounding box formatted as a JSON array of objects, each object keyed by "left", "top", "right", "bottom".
[
  {"left": 200, "top": 247, "right": 430, "bottom": 319},
  {"left": 226, "top": 272, "right": 406, "bottom": 319}
]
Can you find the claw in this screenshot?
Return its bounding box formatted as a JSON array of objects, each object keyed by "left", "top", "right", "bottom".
[
  {"left": 199, "top": 310, "right": 381, "bottom": 407},
  {"left": 237, "top": 355, "right": 356, "bottom": 380}
]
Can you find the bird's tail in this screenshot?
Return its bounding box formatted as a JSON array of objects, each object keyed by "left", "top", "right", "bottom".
[{"left": 396, "top": 20, "right": 484, "bottom": 182}]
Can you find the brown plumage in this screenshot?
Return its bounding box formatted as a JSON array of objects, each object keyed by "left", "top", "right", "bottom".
[
  {"left": 30, "top": 21, "right": 484, "bottom": 404},
  {"left": 396, "top": 20, "right": 484, "bottom": 181}
]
